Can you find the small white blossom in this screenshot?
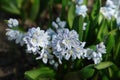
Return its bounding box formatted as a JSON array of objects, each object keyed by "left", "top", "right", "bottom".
[
  {"left": 110, "top": 0, "right": 120, "bottom": 8},
  {"left": 7, "top": 18, "right": 19, "bottom": 28},
  {"left": 93, "top": 57, "right": 102, "bottom": 64},
  {"left": 100, "top": 7, "right": 116, "bottom": 20},
  {"left": 100, "top": 0, "right": 119, "bottom": 20},
  {"left": 52, "top": 17, "right": 66, "bottom": 29},
  {"left": 83, "top": 48, "right": 94, "bottom": 60},
  {"left": 83, "top": 42, "right": 106, "bottom": 64},
  {"left": 106, "top": 0, "right": 117, "bottom": 9},
  {"left": 23, "top": 27, "right": 50, "bottom": 53},
  {"left": 96, "top": 42, "right": 106, "bottom": 54},
  {"left": 83, "top": 22, "right": 87, "bottom": 30},
  {"left": 75, "top": 0, "right": 83, "bottom": 5},
  {"left": 6, "top": 29, "right": 25, "bottom": 46},
  {"left": 75, "top": 5, "right": 88, "bottom": 17},
  {"left": 49, "top": 60, "right": 55, "bottom": 65},
  {"left": 52, "top": 28, "right": 85, "bottom": 64},
  {"left": 36, "top": 48, "right": 53, "bottom": 64},
  {"left": 54, "top": 62, "right": 59, "bottom": 69}
]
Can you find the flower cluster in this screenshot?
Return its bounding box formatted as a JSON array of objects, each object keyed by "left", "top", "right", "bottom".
[
  {"left": 52, "top": 28, "right": 85, "bottom": 64},
  {"left": 7, "top": 18, "right": 19, "bottom": 28},
  {"left": 6, "top": 18, "right": 25, "bottom": 46},
  {"left": 84, "top": 42, "right": 106, "bottom": 64},
  {"left": 100, "top": 0, "right": 120, "bottom": 27},
  {"left": 6, "top": 18, "right": 106, "bottom": 67},
  {"left": 75, "top": 0, "right": 88, "bottom": 17}
]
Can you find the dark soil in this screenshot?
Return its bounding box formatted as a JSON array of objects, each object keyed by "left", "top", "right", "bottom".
[{"left": 0, "top": 20, "right": 38, "bottom": 80}]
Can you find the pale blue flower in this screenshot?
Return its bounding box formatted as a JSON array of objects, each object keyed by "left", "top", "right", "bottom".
[
  {"left": 75, "top": 5, "right": 88, "bottom": 17},
  {"left": 96, "top": 42, "right": 106, "bottom": 54},
  {"left": 83, "top": 22, "right": 87, "bottom": 30},
  {"left": 93, "top": 57, "right": 102, "bottom": 64},
  {"left": 83, "top": 48, "right": 94, "bottom": 60},
  {"left": 75, "top": 0, "right": 83, "bottom": 5},
  {"left": 52, "top": 17, "right": 66, "bottom": 29},
  {"left": 100, "top": 0, "right": 119, "bottom": 20},
  {"left": 83, "top": 42, "right": 106, "bottom": 64},
  {"left": 52, "top": 28, "right": 85, "bottom": 63},
  {"left": 106, "top": 0, "right": 117, "bottom": 9},
  {"left": 100, "top": 7, "right": 116, "bottom": 20},
  {"left": 6, "top": 29, "right": 25, "bottom": 46},
  {"left": 23, "top": 27, "right": 50, "bottom": 53},
  {"left": 109, "top": 0, "right": 120, "bottom": 8},
  {"left": 83, "top": 48, "right": 103, "bottom": 64},
  {"left": 7, "top": 18, "right": 19, "bottom": 28},
  {"left": 36, "top": 48, "right": 53, "bottom": 64}
]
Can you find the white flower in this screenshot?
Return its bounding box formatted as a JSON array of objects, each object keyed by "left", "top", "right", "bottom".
[
  {"left": 110, "top": 0, "right": 120, "bottom": 8},
  {"left": 83, "top": 48, "right": 103, "bottom": 64},
  {"left": 52, "top": 28, "right": 85, "bottom": 63},
  {"left": 83, "top": 22, "right": 87, "bottom": 30},
  {"left": 83, "top": 42, "right": 106, "bottom": 64},
  {"left": 75, "top": 5, "right": 88, "bottom": 17},
  {"left": 100, "top": 7, "right": 116, "bottom": 20},
  {"left": 96, "top": 42, "right": 106, "bottom": 54},
  {"left": 106, "top": 0, "right": 117, "bottom": 9},
  {"left": 83, "top": 48, "right": 94, "bottom": 60},
  {"left": 100, "top": 0, "right": 119, "bottom": 20},
  {"left": 93, "top": 57, "right": 102, "bottom": 64},
  {"left": 7, "top": 18, "right": 19, "bottom": 28},
  {"left": 36, "top": 48, "right": 53, "bottom": 64},
  {"left": 6, "top": 29, "right": 25, "bottom": 46},
  {"left": 52, "top": 17, "right": 66, "bottom": 29},
  {"left": 75, "top": 0, "right": 83, "bottom": 5},
  {"left": 23, "top": 27, "right": 50, "bottom": 53}
]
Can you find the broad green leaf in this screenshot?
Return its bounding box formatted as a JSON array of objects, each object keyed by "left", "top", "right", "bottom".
[
  {"left": 25, "top": 67, "right": 55, "bottom": 80},
  {"left": 78, "top": 67, "right": 95, "bottom": 79},
  {"left": 94, "top": 62, "right": 113, "bottom": 70},
  {"left": 68, "top": 4, "right": 75, "bottom": 29},
  {"left": 29, "top": 0, "right": 40, "bottom": 21},
  {"left": 64, "top": 64, "right": 95, "bottom": 80}
]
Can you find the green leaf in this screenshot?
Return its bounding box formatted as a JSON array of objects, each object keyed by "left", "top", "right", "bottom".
[
  {"left": 97, "top": 20, "right": 108, "bottom": 41},
  {"left": 64, "top": 64, "right": 95, "bottom": 80},
  {"left": 1, "top": 2, "right": 20, "bottom": 14},
  {"left": 98, "top": 13, "right": 104, "bottom": 25},
  {"left": 68, "top": 4, "right": 75, "bottom": 29},
  {"left": 62, "top": 0, "right": 69, "bottom": 8},
  {"left": 106, "top": 34, "right": 115, "bottom": 53},
  {"left": 72, "top": 16, "right": 84, "bottom": 41},
  {"left": 91, "top": 0, "right": 101, "bottom": 19},
  {"left": 29, "top": 0, "right": 40, "bottom": 21},
  {"left": 102, "top": 75, "right": 109, "bottom": 80},
  {"left": 94, "top": 62, "right": 113, "bottom": 70},
  {"left": 16, "top": 0, "right": 24, "bottom": 8},
  {"left": 25, "top": 67, "right": 55, "bottom": 80},
  {"left": 78, "top": 66, "right": 95, "bottom": 79}
]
